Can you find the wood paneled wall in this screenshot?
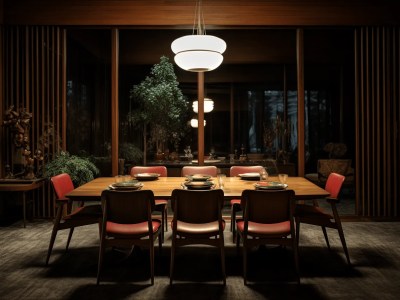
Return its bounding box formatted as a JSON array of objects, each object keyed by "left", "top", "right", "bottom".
[
  {"left": 355, "top": 26, "right": 400, "bottom": 218},
  {"left": 1, "top": 26, "right": 66, "bottom": 218}
]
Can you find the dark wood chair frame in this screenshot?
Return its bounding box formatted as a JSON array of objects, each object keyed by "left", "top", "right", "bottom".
[
  {"left": 169, "top": 189, "right": 226, "bottom": 285},
  {"left": 236, "top": 189, "right": 300, "bottom": 285}
]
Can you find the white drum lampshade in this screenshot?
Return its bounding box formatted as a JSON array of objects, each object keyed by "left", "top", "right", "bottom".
[
  {"left": 190, "top": 118, "right": 206, "bottom": 128},
  {"left": 192, "top": 98, "right": 214, "bottom": 113}
]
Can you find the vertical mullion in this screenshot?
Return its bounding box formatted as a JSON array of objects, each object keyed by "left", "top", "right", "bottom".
[
  {"left": 397, "top": 27, "right": 400, "bottom": 217},
  {"left": 383, "top": 27, "right": 387, "bottom": 216},
  {"left": 10, "top": 28, "right": 14, "bottom": 113},
  {"left": 396, "top": 28, "right": 400, "bottom": 216},
  {"left": 51, "top": 27, "right": 55, "bottom": 218},
  {"left": 0, "top": 26, "right": 3, "bottom": 178},
  {"left": 366, "top": 27, "right": 371, "bottom": 217},
  {"left": 296, "top": 28, "right": 305, "bottom": 177},
  {"left": 376, "top": 27, "right": 380, "bottom": 217},
  {"left": 62, "top": 29, "right": 67, "bottom": 151},
  {"left": 55, "top": 27, "right": 59, "bottom": 156},
  {"left": 111, "top": 29, "right": 119, "bottom": 176},
  {"left": 43, "top": 26, "right": 47, "bottom": 217},
  {"left": 354, "top": 28, "right": 360, "bottom": 217},
  {"left": 16, "top": 27, "right": 20, "bottom": 110}
]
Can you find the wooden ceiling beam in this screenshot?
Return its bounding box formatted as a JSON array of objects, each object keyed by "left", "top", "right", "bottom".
[{"left": 3, "top": 1, "right": 399, "bottom": 26}]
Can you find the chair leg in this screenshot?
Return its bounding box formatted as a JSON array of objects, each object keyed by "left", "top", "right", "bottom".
[
  {"left": 231, "top": 204, "right": 239, "bottom": 243},
  {"left": 337, "top": 225, "right": 351, "bottom": 265},
  {"left": 321, "top": 226, "right": 331, "bottom": 249},
  {"left": 164, "top": 205, "right": 168, "bottom": 232},
  {"left": 236, "top": 230, "right": 241, "bottom": 248},
  {"left": 292, "top": 238, "right": 300, "bottom": 284},
  {"left": 46, "top": 205, "right": 63, "bottom": 265},
  {"left": 66, "top": 227, "right": 75, "bottom": 251},
  {"left": 220, "top": 235, "right": 226, "bottom": 285},
  {"left": 46, "top": 227, "right": 59, "bottom": 265},
  {"left": 243, "top": 243, "right": 248, "bottom": 285},
  {"left": 332, "top": 204, "right": 351, "bottom": 265},
  {"left": 160, "top": 210, "right": 165, "bottom": 243},
  {"left": 169, "top": 234, "right": 176, "bottom": 285},
  {"left": 96, "top": 240, "right": 105, "bottom": 285},
  {"left": 230, "top": 205, "right": 235, "bottom": 231},
  {"left": 98, "top": 221, "right": 102, "bottom": 239},
  {"left": 158, "top": 231, "right": 162, "bottom": 256},
  {"left": 295, "top": 219, "right": 300, "bottom": 247},
  {"left": 149, "top": 239, "right": 155, "bottom": 285}
]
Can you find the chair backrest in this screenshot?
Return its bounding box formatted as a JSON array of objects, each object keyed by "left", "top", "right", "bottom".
[
  {"left": 325, "top": 172, "right": 345, "bottom": 199},
  {"left": 230, "top": 165, "right": 264, "bottom": 177},
  {"left": 131, "top": 166, "right": 167, "bottom": 177},
  {"left": 241, "top": 189, "right": 295, "bottom": 224},
  {"left": 171, "top": 189, "right": 224, "bottom": 224},
  {"left": 101, "top": 189, "right": 155, "bottom": 224},
  {"left": 51, "top": 173, "right": 75, "bottom": 199},
  {"left": 181, "top": 166, "right": 218, "bottom": 177}
]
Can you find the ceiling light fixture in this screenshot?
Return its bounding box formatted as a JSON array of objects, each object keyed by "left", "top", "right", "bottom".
[
  {"left": 190, "top": 118, "right": 206, "bottom": 128},
  {"left": 171, "top": 0, "right": 226, "bottom": 72},
  {"left": 192, "top": 98, "right": 214, "bottom": 113}
]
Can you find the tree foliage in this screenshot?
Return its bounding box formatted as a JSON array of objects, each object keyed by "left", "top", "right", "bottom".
[{"left": 129, "top": 56, "right": 189, "bottom": 152}]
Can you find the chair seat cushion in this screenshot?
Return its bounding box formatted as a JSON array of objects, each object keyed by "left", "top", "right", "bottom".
[
  {"left": 64, "top": 204, "right": 102, "bottom": 220},
  {"left": 230, "top": 199, "right": 241, "bottom": 206},
  {"left": 106, "top": 220, "right": 161, "bottom": 236},
  {"left": 173, "top": 220, "right": 225, "bottom": 235},
  {"left": 154, "top": 199, "right": 168, "bottom": 212},
  {"left": 295, "top": 204, "right": 333, "bottom": 219},
  {"left": 155, "top": 199, "right": 168, "bottom": 205},
  {"left": 237, "top": 220, "right": 291, "bottom": 236}
]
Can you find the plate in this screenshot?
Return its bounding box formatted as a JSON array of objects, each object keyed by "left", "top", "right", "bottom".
[
  {"left": 184, "top": 181, "right": 214, "bottom": 190},
  {"left": 254, "top": 181, "right": 288, "bottom": 190},
  {"left": 133, "top": 173, "right": 160, "bottom": 181},
  {"left": 186, "top": 174, "right": 212, "bottom": 181},
  {"left": 191, "top": 159, "right": 221, "bottom": 164},
  {"left": 238, "top": 173, "right": 261, "bottom": 180},
  {"left": 109, "top": 182, "right": 143, "bottom": 190}
]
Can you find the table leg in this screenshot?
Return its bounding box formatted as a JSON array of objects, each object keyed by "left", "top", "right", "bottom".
[{"left": 22, "top": 192, "right": 26, "bottom": 228}]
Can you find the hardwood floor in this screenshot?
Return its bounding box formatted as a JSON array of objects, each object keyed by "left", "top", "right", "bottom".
[{"left": 1, "top": 219, "right": 399, "bottom": 299}]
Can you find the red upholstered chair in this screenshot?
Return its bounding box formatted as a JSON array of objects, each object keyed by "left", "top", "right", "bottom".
[
  {"left": 181, "top": 166, "right": 218, "bottom": 177},
  {"left": 236, "top": 189, "right": 299, "bottom": 285},
  {"left": 170, "top": 189, "right": 226, "bottom": 285},
  {"left": 97, "top": 189, "right": 162, "bottom": 285},
  {"left": 46, "top": 173, "right": 102, "bottom": 265},
  {"left": 229, "top": 166, "right": 264, "bottom": 242},
  {"left": 295, "top": 172, "right": 350, "bottom": 264},
  {"left": 131, "top": 166, "right": 168, "bottom": 242}
]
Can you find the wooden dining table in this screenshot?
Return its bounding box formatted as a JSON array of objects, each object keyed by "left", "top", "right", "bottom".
[{"left": 66, "top": 176, "right": 329, "bottom": 201}]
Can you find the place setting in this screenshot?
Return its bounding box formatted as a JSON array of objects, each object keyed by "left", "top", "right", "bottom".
[
  {"left": 254, "top": 173, "right": 289, "bottom": 190},
  {"left": 109, "top": 175, "right": 144, "bottom": 190},
  {"left": 132, "top": 173, "right": 160, "bottom": 181},
  {"left": 182, "top": 173, "right": 215, "bottom": 190},
  {"left": 238, "top": 167, "right": 269, "bottom": 181},
  {"left": 238, "top": 173, "right": 261, "bottom": 181}
]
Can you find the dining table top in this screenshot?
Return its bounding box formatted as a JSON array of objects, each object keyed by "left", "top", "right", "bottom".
[{"left": 66, "top": 176, "right": 329, "bottom": 200}]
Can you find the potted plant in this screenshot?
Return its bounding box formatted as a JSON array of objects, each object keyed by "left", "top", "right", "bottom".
[
  {"left": 42, "top": 151, "right": 99, "bottom": 187},
  {"left": 128, "top": 56, "right": 189, "bottom": 163}
]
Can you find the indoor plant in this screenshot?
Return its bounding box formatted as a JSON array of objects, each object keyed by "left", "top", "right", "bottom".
[
  {"left": 128, "top": 56, "right": 189, "bottom": 163},
  {"left": 43, "top": 151, "right": 99, "bottom": 186}
]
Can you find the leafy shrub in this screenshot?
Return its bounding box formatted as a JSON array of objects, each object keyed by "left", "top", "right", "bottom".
[{"left": 43, "top": 151, "right": 99, "bottom": 187}]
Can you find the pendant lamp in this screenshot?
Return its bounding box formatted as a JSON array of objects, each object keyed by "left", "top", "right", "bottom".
[{"left": 171, "top": 0, "right": 226, "bottom": 72}]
